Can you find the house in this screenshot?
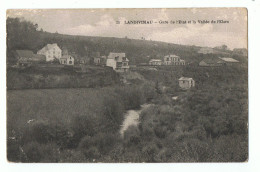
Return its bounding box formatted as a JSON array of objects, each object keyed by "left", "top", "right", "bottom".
[
  {"left": 37, "top": 43, "right": 62, "bottom": 62},
  {"left": 94, "top": 57, "right": 101, "bottom": 64},
  {"left": 106, "top": 52, "right": 129, "bottom": 72},
  {"left": 149, "top": 59, "right": 162, "bottom": 65},
  {"left": 78, "top": 56, "right": 90, "bottom": 64},
  {"left": 60, "top": 55, "right": 74, "bottom": 65},
  {"left": 94, "top": 56, "right": 107, "bottom": 65},
  {"left": 163, "top": 55, "right": 185, "bottom": 65},
  {"left": 15, "top": 50, "right": 45, "bottom": 66},
  {"left": 198, "top": 47, "right": 214, "bottom": 54},
  {"left": 178, "top": 77, "right": 195, "bottom": 90},
  {"left": 199, "top": 57, "right": 225, "bottom": 67},
  {"left": 218, "top": 57, "right": 239, "bottom": 66}
]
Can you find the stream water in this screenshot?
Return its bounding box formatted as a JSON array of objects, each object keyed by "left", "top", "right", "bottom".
[{"left": 120, "top": 104, "right": 152, "bottom": 136}]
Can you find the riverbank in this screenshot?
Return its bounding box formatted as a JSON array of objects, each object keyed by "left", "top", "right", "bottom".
[{"left": 120, "top": 104, "right": 152, "bottom": 136}]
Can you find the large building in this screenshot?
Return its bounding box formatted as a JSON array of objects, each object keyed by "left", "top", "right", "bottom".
[
  {"left": 37, "top": 43, "right": 62, "bottom": 62},
  {"left": 163, "top": 55, "right": 185, "bottom": 65},
  {"left": 199, "top": 57, "right": 239, "bottom": 67},
  {"left": 218, "top": 57, "right": 239, "bottom": 66},
  {"left": 106, "top": 52, "right": 129, "bottom": 72}
]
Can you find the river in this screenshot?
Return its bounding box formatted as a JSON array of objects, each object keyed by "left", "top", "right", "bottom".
[{"left": 120, "top": 104, "right": 152, "bottom": 136}]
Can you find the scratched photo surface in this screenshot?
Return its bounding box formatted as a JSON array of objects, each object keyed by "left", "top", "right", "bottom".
[{"left": 6, "top": 8, "right": 248, "bottom": 162}]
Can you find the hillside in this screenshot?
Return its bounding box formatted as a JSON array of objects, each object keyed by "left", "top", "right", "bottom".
[
  {"left": 29, "top": 31, "right": 203, "bottom": 64},
  {"left": 7, "top": 17, "right": 247, "bottom": 65}
]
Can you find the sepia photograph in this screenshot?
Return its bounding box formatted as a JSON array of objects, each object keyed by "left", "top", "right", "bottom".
[{"left": 6, "top": 8, "right": 248, "bottom": 163}]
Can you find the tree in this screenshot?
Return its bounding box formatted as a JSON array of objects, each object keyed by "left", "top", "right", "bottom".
[
  {"left": 221, "top": 44, "right": 228, "bottom": 51},
  {"left": 155, "top": 80, "right": 162, "bottom": 94}
]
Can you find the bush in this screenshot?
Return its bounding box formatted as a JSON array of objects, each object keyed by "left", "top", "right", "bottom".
[
  {"left": 101, "top": 93, "right": 125, "bottom": 131},
  {"left": 71, "top": 114, "right": 98, "bottom": 148},
  {"left": 123, "top": 125, "right": 141, "bottom": 147},
  {"left": 79, "top": 133, "right": 121, "bottom": 152},
  {"left": 116, "top": 86, "right": 145, "bottom": 110},
  {"left": 22, "top": 120, "right": 55, "bottom": 145},
  {"left": 212, "top": 134, "right": 248, "bottom": 162},
  {"left": 22, "top": 141, "right": 59, "bottom": 162},
  {"left": 59, "top": 150, "right": 87, "bottom": 162},
  {"left": 141, "top": 143, "right": 159, "bottom": 162}
]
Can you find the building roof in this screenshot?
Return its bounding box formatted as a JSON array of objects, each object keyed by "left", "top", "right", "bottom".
[
  {"left": 179, "top": 77, "right": 194, "bottom": 81},
  {"left": 16, "top": 50, "right": 34, "bottom": 58},
  {"left": 16, "top": 50, "right": 45, "bottom": 61},
  {"left": 38, "top": 43, "right": 61, "bottom": 53},
  {"left": 108, "top": 52, "right": 125, "bottom": 58},
  {"left": 149, "top": 59, "right": 162, "bottom": 62},
  {"left": 200, "top": 57, "right": 224, "bottom": 64},
  {"left": 62, "top": 55, "right": 74, "bottom": 59},
  {"left": 164, "top": 54, "right": 179, "bottom": 58},
  {"left": 219, "top": 57, "right": 239, "bottom": 63},
  {"left": 108, "top": 52, "right": 129, "bottom": 62}
]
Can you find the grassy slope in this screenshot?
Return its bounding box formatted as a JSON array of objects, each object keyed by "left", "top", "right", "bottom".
[{"left": 7, "top": 88, "right": 113, "bottom": 133}]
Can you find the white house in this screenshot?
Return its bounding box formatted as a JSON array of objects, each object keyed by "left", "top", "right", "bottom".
[
  {"left": 178, "top": 77, "right": 195, "bottom": 90},
  {"left": 149, "top": 59, "right": 162, "bottom": 65},
  {"left": 60, "top": 55, "right": 74, "bottom": 65},
  {"left": 37, "top": 43, "right": 62, "bottom": 62},
  {"left": 164, "top": 55, "right": 185, "bottom": 65},
  {"left": 106, "top": 52, "right": 129, "bottom": 72}
]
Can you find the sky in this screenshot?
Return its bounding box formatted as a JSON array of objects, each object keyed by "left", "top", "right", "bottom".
[{"left": 7, "top": 8, "right": 247, "bottom": 49}]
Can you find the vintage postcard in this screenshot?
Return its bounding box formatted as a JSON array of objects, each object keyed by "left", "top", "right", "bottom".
[{"left": 6, "top": 8, "right": 248, "bottom": 162}]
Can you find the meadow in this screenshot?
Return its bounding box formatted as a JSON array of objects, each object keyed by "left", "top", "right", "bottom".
[{"left": 7, "top": 83, "right": 156, "bottom": 162}]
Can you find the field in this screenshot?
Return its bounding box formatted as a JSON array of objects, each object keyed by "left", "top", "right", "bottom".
[{"left": 8, "top": 88, "right": 109, "bottom": 130}]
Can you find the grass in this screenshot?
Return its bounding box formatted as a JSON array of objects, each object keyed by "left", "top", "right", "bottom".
[{"left": 7, "top": 87, "right": 116, "bottom": 135}]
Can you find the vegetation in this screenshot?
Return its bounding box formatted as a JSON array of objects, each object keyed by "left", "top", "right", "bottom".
[
  {"left": 7, "top": 17, "right": 242, "bottom": 66},
  {"left": 7, "top": 65, "right": 121, "bottom": 90},
  {"left": 6, "top": 17, "right": 248, "bottom": 162}
]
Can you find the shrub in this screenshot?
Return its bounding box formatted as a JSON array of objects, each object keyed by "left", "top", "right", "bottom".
[
  {"left": 141, "top": 143, "right": 159, "bottom": 162},
  {"left": 78, "top": 132, "right": 121, "bottom": 160},
  {"left": 22, "top": 120, "right": 55, "bottom": 145},
  {"left": 22, "top": 141, "right": 60, "bottom": 162},
  {"left": 123, "top": 125, "right": 141, "bottom": 147},
  {"left": 22, "top": 141, "right": 43, "bottom": 162},
  {"left": 101, "top": 94, "right": 125, "bottom": 131},
  {"left": 212, "top": 134, "right": 248, "bottom": 162},
  {"left": 59, "top": 150, "right": 87, "bottom": 163},
  {"left": 71, "top": 114, "right": 97, "bottom": 147},
  {"left": 116, "top": 86, "right": 145, "bottom": 110}
]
